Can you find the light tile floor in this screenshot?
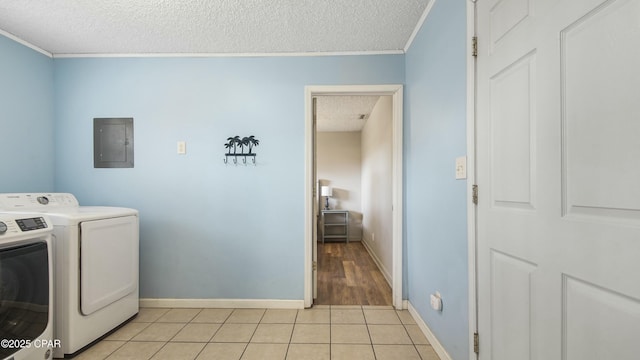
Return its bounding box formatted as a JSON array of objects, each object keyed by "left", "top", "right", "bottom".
[{"left": 73, "top": 306, "right": 442, "bottom": 360}]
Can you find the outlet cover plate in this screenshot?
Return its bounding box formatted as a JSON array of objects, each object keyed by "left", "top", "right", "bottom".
[{"left": 455, "top": 156, "right": 467, "bottom": 179}]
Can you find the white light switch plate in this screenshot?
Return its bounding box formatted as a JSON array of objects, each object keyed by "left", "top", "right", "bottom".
[
  {"left": 177, "top": 141, "right": 186, "bottom": 155},
  {"left": 455, "top": 156, "right": 467, "bottom": 179}
]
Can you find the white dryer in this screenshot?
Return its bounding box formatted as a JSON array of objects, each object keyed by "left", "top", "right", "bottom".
[{"left": 0, "top": 193, "right": 139, "bottom": 358}]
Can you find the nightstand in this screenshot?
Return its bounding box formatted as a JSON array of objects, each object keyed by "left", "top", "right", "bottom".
[{"left": 321, "top": 210, "right": 349, "bottom": 243}]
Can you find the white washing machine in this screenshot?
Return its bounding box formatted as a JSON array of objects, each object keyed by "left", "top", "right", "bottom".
[
  {"left": 0, "top": 193, "right": 139, "bottom": 358},
  {"left": 0, "top": 213, "right": 54, "bottom": 360}
]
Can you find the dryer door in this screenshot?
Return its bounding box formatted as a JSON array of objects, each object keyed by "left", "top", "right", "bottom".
[
  {"left": 80, "top": 215, "right": 138, "bottom": 315},
  {"left": 0, "top": 241, "right": 50, "bottom": 359}
]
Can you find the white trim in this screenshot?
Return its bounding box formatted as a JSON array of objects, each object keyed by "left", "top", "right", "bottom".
[
  {"left": 304, "top": 87, "right": 315, "bottom": 308},
  {"left": 403, "top": 0, "right": 437, "bottom": 53},
  {"left": 139, "top": 298, "right": 305, "bottom": 309},
  {"left": 361, "top": 238, "right": 392, "bottom": 286},
  {"left": 0, "top": 29, "right": 52, "bottom": 58},
  {"left": 391, "top": 86, "right": 404, "bottom": 310},
  {"left": 408, "top": 301, "right": 453, "bottom": 360},
  {"left": 0, "top": 29, "right": 403, "bottom": 59},
  {"left": 467, "top": 1, "right": 478, "bottom": 360},
  {"left": 304, "top": 84, "right": 404, "bottom": 309},
  {"left": 52, "top": 49, "right": 404, "bottom": 59}
]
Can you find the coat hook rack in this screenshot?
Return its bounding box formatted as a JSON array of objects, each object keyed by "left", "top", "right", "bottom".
[{"left": 224, "top": 135, "right": 259, "bottom": 166}]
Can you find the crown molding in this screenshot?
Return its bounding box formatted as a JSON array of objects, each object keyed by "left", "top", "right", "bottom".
[{"left": 0, "top": 29, "right": 52, "bottom": 58}]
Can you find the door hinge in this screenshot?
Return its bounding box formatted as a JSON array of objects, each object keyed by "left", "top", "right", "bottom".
[
  {"left": 472, "top": 36, "right": 478, "bottom": 57},
  {"left": 313, "top": 261, "right": 317, "bottom": 271},
  {"left": 472, "top": 185, "right": 478, "bottom": 205},
  {"left": 474, "top": 332, "right": 479, "bottom": 354}
]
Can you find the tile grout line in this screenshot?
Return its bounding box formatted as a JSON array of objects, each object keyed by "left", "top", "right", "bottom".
[
  {"left": 329, "top": 306, "right": 332, "bottom": 360},
  {"left": 363, "top": 305, "right": 379, "bottom": 360},
  {"left": 398, "top": 308, "right": 438, "bottom": 360},
  {"left": 147, "top": 308, "right": 196, "bottom": 360},
  {"left": 239, "top": 309, "right": 265, "bottom": 359},
  {"left": 282, "top": 309, "right": 297, "bottom": 360},
  {"left": 191, "top": 309, "right": 223, "bottom": 360},
  {"left": 401, "top": 320, "right": 424, "bottom": 360},
  {"left": 102, "top": 339, "right": 127, "bottom": 360}
]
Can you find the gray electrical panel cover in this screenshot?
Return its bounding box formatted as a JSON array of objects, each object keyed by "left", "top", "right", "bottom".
[{"left": 94, "top": 118, "right": 134, "bottom": 168}]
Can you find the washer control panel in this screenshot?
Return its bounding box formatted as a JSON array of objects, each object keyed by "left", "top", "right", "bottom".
[
  {"left": 0, "top": 215, "right": 51, "bottom": 238},
  {"left": 15, "top": 217, "right": 48, "bottom": 232}
]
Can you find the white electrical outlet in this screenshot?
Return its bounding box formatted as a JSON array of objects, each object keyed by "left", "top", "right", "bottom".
[
  {"left": 455, "top": 156, "right": 467, "bottom": 179},
  {"left": 177, "top": 141, "right": 186, "bottom": 155},
  {"left": 430, "top": 292, "right": 443, "bottom": 311}
]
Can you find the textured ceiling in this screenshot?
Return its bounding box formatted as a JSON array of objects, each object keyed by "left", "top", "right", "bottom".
[
  {"left": 316, "top": 96, "right": 381, "bottom": 132},
  {"left": 0, "top": 0, "right": 431, "bottom": 56}
]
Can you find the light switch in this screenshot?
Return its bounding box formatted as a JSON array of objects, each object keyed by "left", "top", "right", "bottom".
[
  {"left": 177, "top": 141, "right": 186, "bottom": 155},
  {"left": 455, "top": 156, "right": 467, "bottom": 179}
]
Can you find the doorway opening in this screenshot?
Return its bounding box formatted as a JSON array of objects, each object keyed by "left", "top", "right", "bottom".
[
  {"left": 315, "top": 95, "right": 392, "bottom": 306},
  {"left": 304, "top": 85, "right": 404, "bottom": 309}
]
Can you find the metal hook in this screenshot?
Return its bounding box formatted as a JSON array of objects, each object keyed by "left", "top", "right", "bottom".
[
  {"left": 252, "top": 157, "right": 256, "bottom": 165},
  {"left": 224, "top": 157, "right": 228, "bottom": 164},
  {"left": 242, "top": 156, "right": 247, "bottom": 165},
  {"left": 233, "top": 157, "right": 238, "bottom": 165}
]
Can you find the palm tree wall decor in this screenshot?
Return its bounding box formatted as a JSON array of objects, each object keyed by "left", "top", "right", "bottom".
[{"left": 224, "top": 135, "right": 260, "bottom": 165}]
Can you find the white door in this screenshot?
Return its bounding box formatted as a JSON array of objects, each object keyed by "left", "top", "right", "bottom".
[{"left": 476, "top": 0, "right": 640, "bottom": 359}]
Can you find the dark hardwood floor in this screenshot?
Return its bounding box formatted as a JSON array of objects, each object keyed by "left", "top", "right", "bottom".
[{"left": 315, "top": 241, "right": 392, "bottom": 306}]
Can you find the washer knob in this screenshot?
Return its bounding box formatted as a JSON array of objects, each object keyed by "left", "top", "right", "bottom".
[
  {"left": 0, "top": 222, "right": 7, "bottom": 235},
  {"left": 37, "top": 196, "right": 49, "bottom": 205}
]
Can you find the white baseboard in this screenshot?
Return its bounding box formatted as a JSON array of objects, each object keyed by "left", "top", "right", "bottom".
[
  {"left": 361, "top": 239, "right": 392, "bottom": 286},
  {"left": 408, "top": 301, "right": 453, "bottom": 360},
  {"left": 140, "top": 298, "right": 305, "bottom": 309}
]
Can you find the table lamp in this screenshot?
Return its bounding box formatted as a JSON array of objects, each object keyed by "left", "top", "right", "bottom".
[{"left": 321, "top": 186, "right": 333, "bottom": 210}]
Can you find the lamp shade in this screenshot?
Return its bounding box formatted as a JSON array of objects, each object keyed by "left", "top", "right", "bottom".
[{"left": 320, "top": 186, "right": 333, "bottom": 197}]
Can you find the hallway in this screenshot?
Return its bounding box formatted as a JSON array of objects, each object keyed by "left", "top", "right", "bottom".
[{"left": 316, "top": 242, "right": 392, "bottom": 306}]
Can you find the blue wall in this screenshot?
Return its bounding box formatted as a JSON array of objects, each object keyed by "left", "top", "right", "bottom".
[
  {"left": 0, "top": 36, "right": 54, "bottom": 192},
  {"left": 405, "top": 1, "right": 469, "bottom": 359},
  {"left": 53, "top": 55, "right": 404, "bottom": 299}
]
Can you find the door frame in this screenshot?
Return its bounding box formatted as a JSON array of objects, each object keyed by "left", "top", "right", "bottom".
[
  {"left": 304, "top": 84, "right": 404, "bottom": 309},
  {"left": 467, "top": 0, "right": 478, "bottom": 359}
]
